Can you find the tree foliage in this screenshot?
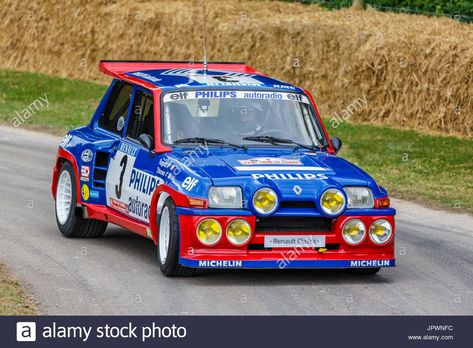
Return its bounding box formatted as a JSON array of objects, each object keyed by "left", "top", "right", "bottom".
[{"left": 290, "top": 0, "right": 473, "bottom": 21}]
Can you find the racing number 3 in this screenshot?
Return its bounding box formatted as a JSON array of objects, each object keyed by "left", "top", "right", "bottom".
[{"left": 115, "top": 155, "right": 128, "bottom": 199}]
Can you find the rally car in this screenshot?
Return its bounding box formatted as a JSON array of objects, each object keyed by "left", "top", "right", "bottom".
[{"left": 52, "top": 60, "right": 395, "bottom": 277}]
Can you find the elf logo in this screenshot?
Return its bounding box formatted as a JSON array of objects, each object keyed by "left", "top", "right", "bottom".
[{"left": 182, "top": 177, "right": 199, "bottom": 191}]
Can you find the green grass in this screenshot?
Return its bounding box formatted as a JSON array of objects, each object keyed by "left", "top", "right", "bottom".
[
  {"left": 330, "top": 121, "right": 473, "bottom": 213},
  {"left": 0, "top": 70, "right": 106, "bottom": 133},
  {"left": 0, "top": 69, "right": 472, "bottom": 214},
  {"left": 0, "top": 264, "right": 38, "bottom": 315}
]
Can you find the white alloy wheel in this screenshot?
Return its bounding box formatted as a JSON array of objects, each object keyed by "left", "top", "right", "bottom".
[
  {"left": 56, "top": 170, "right": 72, "bottom": 225},
  {"left": 159, "top": 206, "right": 171, "bottom": 264}
]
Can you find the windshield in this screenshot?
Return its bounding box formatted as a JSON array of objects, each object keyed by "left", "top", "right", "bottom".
[{"left": 162, "top": 90, "right": 327, "bottom": 147}]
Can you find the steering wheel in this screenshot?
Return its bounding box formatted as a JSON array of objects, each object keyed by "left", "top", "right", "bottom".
[{"left": 257, "top": 129, "right": 287, "bottom": 137}]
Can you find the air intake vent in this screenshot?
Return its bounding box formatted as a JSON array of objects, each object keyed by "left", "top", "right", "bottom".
[
  {"left": 92, "top": 151, "right": 109, "bottom": 188},
  {"left": 279, "top": 201, "right": 316, "bottom": 209}
]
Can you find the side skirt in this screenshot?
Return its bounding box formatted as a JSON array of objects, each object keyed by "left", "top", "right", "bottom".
[{"left": 85, "top": 203, "right": 152, "bottom": 240}]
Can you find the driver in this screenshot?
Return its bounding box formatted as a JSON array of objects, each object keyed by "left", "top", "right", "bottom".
[{"left": 236, "top": 102, "right": 265, "bottom": 136}]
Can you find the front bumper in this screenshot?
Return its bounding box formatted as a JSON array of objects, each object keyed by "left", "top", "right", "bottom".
[
  {"left": 177, "top": 208, "right": 396, "bottom": 269},
  {"left": 180, "top": 257, "right": 395, "bottom": 269}
]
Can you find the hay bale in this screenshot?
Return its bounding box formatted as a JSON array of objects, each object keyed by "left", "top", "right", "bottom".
[{"left": 0, "top": 0, "right": 471, "bottom": 136}]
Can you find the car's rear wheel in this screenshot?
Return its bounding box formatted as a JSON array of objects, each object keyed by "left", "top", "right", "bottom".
[
  {"left": 157, "top": 198, "right": 195, "bottom": 277},
  {"left": 347, "top": 268, "right": 381, "bottom": 275},
  {"left": 55, "top": 161, "right": 107, "bottom": 238}
]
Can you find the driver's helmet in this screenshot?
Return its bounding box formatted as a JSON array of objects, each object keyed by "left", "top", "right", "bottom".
[
  {"left": 220, "top": 99, "right": 266, "bottom": 136},
  {"left": 239, "top": 102, "right": 264, "bottom": 133}
]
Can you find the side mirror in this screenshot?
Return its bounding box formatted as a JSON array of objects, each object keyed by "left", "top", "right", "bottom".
[
  {"left": 138, "top": 133, "right": 154, "bottom": 151},
  {"left": 331, "top": 137, "right": 342, "bottom": 154}
]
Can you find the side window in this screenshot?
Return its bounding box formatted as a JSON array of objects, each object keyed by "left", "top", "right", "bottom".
[
  {"left": 127, "top": 90, "right": 155, "bottom": 141},
  {"left": 98, "top": 81, "right": 133, "bottom": 135}
]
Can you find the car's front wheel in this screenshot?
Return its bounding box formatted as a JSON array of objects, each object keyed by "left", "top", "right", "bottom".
[
  {"left": 55, "top": 161, "right": 107, "bottom": 238},
  {"left": 157, "top": 197, "right": 195, "bottom": 277}
]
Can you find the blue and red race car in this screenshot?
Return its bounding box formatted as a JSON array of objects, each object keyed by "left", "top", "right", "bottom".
[{"left": 52, "top": 60, "right": 395, "bottom": 276}]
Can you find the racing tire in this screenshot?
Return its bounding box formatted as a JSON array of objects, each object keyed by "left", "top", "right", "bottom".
[
  {"left": 157, "top": 198, "right": 195, "bottom": 277},
  {"left": 55, "top": 161, "right": 107, "bottom": 238},
  {"left": 347, "top": 268, "right": 381, "bottom": 275}
]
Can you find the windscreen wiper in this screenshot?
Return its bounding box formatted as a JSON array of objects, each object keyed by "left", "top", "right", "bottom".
[
  {"left": 174, "top": 137, "right": 246, "bottom": 149},
  {"left": 242, "top": 136, "right": 321, "bottom": 151}
]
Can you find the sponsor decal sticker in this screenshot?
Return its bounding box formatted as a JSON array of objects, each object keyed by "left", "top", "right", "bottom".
[
  {"left": 110, "top": 198, "right": 128, "bottom": 214},
  {"left": 159, "top": 158, "right": 173, "bottom": 169},
  {"left": 163, "top": 90, "right": 310, "bottom": 104},
  {"left": 146, "top": 228, "right": 152, "bottom": 238},
  {"left": 129, "top": 71, "right": 162, "bottom": 83},
  {"left": 251, "top": 173, "right": 328, "bottom": 180},
  {"left": 89, "top": 190, "right": 99, "bottom": 199},
  {"left": 157, "top": 157, "right": 176, "bottom": 178},
  {"left": 264, "top": 235, "right": 325, "bottom": 248},
  {"left": 159, "top": 158, "right": 172, "bottom": 169},
  {"left": 119, "top": 142, "right": 139, "bottom": 157},
  {"left": 81, "top": 149, "right": 93, "bottom": 163},
  {"left": 182, "top": 177, "right": 199, "bottom": 191},
  {"left": 106, "top": 150, "right": 163, "bottom": 224},
  {"left": 160, "top": 69, "right": 262, "bottom": 87},
  {"left": 80, "top": 165, "right": 90, "bottom": 181},
  {"left": 128, "top": 195, "right": 151, "bottom": 220},
  {"left": 273, "top": 84, "right": 296, "bottom": 90},
  {"left": 238, "top": 157, "right": 302, "bottom": 166},
  {"left": 156, "top": 167, "right": 166, "bottom": 177},
  {"left": 236, "top": 166, "right": 326, "bottom": 171},
  {"left": 81, "top": 184, "right": 90, "bottom": 201},
  {"left": 129, "top": 168, "right": 158, "bottom": 195},
  {"left": 198, "top": 260, "right": 243, "bottom": 268},
  {"left": 350, "top": 260, "right": 392, "bottom": 267}
]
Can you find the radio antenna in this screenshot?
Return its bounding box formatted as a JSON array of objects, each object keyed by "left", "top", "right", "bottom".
[{"left": 199, "top": 0, "right": 208, "bottom": 73}]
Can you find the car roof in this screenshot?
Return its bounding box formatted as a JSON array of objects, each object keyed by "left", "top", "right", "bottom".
[{"left": 99, "top": 60, "right": 304, "bottom": 93}]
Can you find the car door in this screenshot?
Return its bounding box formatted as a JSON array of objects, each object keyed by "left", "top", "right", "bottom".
[
  {"left": 80, "top": 80, "right": 132, "bottom": 206},
  {"left": 106, "top": 87, "right": 162, "bottom": 224}
]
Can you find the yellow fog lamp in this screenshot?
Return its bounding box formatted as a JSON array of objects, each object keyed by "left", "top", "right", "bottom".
[
  {"left": 226, "top": 219, "right": 252, "bottom": 246},
  {"left": 196, "top": 219, "right": 222, "bottom": 246},
  {"left": 369, "top": 219, "right": 393, "bottom": 245},
  {"left": 342, "top": 219, "right": 366, "bottom": 245}
]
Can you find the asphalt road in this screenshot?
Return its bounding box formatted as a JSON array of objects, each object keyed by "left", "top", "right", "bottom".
[{"left": 1, "top": 125, "right": 472, "bottom": 315}]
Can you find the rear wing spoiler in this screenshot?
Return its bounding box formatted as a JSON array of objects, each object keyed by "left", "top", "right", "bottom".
[{"left": 99, "top": 60, "right": 261, "bottom": 78}]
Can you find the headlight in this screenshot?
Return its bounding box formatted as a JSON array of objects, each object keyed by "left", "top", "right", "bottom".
[
  {"left": 196, "top": 219, "right": 222, "bottom": 245},
  {"left": 369, "top": 219, "right": 392, "bottom": 245},
  {"left": 345, "top": 187, "right": 374, "bottom": 209},
  {"left": 208, "top": 187, "right": 242, "bottom": 208},
  {"left": 320, "top": 188, "right": 345, "bottom": 216},
  {"left": 253, "top": 187, "right": 278, "bottom": 215},
  {"left": 342, "top": 219, "right": 366, "bottom": 245},
  {"left": 226, "top": 219, "right": 252, "bottom": 246}
]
